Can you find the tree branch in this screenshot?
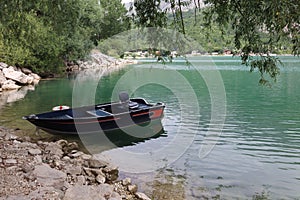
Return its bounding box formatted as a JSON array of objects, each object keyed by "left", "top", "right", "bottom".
[{"left": 178, "top": 0, "right": 185, "bottom": 34}]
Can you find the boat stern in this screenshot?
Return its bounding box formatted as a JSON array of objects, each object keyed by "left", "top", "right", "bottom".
[{"left": 150, "top": 102, "right": 165, "bottom": 119}]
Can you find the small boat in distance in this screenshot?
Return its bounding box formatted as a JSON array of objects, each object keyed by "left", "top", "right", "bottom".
[{"left": 23, "top": 92, "right": 165, "bottom": 135}]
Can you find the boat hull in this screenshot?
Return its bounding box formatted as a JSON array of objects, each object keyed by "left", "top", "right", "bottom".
[{"left": 24, "top": 98, "right": 165, "bottom": 135}]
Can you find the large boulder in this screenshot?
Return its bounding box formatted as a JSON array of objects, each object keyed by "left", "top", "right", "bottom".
[
  {"left": 33, "top": 163, "right": 67, "bottom": 189},
  {"left": 21, "top": 67, "right": 32, "bottom": 75},
  {"left": 45, "top": 142, "right": 64, "bottom": 158},
  {"left": 0, "top": 62, "right": 8, "bottom": 69},
  {"left": 0, "top": 71, "right": 6, "bottom": 86},
  {"left": 2, "top": 66, "right": 29, "bottom": 85},
  {"left": 30, "top": 73, "right": 41, "bottom": 85},
  {"left": 1, "top": 80, "right": 21, "bottom": 90},
  {"left": 31, "top": 72, "right": 41, "bottom": 80},
  {"left": 63, "top": 184, "right": 121, "bottom": 200},
  {"left": 25, "top": 75, "right": 34, "bottom": 84}
]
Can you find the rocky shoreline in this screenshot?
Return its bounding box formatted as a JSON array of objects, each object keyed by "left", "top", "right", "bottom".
[
  {"left": 0, "top": 62, "right": 41, "bottom": 92},
  {"left": 66, "top": 50, "right": 137, "bottom": 73},
  {"left": 0, "top": 126, "right": 151, "bottom": 200},
  {"left": 0, "top": 62, "right": 41, "bottom": 110},
  {"left": 0, "top": 51, "right": 136, "bottom": 109},
  {"left": 0, "top": 53, "right": 148, "bottom": 200}
]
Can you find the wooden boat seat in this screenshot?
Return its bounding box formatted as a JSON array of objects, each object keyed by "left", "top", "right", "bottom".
[
  {"left": 137, "top": 103, "right": 148, "bottom": 109},
  {"left": 86, "top": 109, "right": 112, "bottom": 117},
  {"left": 128, "top": 101, "right": 139, "bottom": 109}
]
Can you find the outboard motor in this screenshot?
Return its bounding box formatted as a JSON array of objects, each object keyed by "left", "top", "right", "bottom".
[
  {"left": 119, "top": 91, "right": 139, "bottom": 109},
  {"left": 119, "top": 91, "right": 130, "bottom": 103}
]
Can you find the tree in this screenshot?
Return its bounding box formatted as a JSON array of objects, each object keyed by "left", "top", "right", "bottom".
[
  {"left": 182, "top": 10, "right": 235, "bottom": 53},
  {"left": 0, "top": 0, "right": 103, "bottom": 74},
  {"left": 203, "top": 0, "right": 299, "bottom": 84},
  {"left": 132, "top": 0, "right": 300, "bottom": 84},
  {"left": 97, "top": 0, "right": 131, "bottom": 41},
  {"left": 133, "top": 0, "right": 168, "bottom": 28}
]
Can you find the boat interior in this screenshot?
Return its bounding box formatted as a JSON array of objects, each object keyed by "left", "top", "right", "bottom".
[{"left": 38, "top": 98, "right": 152, "bottom": 120}]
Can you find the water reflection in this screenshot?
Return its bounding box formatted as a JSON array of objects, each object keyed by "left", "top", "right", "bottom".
[
  {"left": 1, "top": 56, "right": 300, "bottom": 199},
  {"left": 76, "top": 121, "right": 166, "bottom": 154},
  {"left": 0, "top": 85, "right": 35, "bottom": 109},
  {"left": 25, "top": 120, "right": 166, "bottom": 155}
]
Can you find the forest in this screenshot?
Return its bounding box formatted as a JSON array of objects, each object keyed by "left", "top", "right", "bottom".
[
  {"left": 0, "top": 0, "right": 129, "bottom": 75},
  {"left": 0, "top": 0, "right": 298, "bottom": 81}
]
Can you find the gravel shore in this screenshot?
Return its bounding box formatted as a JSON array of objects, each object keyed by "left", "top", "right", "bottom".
[
  {"left": 0, "top": 126, "right": 151, "bottom": 200},
  {"left": 0, "top": 52, "right": 148, "bottom": 199}
]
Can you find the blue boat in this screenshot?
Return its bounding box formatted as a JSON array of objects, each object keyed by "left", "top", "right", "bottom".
[{"left": 23, "top": 92, "right": 165, "bottom": 135}]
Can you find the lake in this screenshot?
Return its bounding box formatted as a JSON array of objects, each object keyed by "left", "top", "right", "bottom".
[{"left": 0, "top": 56, "right": 299, "bottom": 199}]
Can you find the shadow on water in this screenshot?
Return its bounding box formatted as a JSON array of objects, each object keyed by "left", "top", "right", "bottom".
[
  {"left": 81, "top": 121, "right": 167, "bottom": 154},
  {"left": 34, "top": 120, "right": 167, "bottom": 154}
]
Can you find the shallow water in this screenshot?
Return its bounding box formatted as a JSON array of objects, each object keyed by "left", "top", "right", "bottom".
[{"left": 0, "top": 56, "right": 299, "bottom": 199}]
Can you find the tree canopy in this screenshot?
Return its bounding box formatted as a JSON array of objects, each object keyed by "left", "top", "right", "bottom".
[
  {"left": 132, "top": 0, "right": 300, "bottom": 84},
  {"left": 0, "top": 0, "right": 298, "bottom": 82},
  {"left": 0, "top": 0, "right": 129, "bottom": 75},
  {"left": 204, "top": 0, "right": 299, "bottom": 84}
]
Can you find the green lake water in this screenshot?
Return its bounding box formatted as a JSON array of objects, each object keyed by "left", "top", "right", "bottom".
[{"left": 0, "top": 56, "right": 299, "bottom": 199}]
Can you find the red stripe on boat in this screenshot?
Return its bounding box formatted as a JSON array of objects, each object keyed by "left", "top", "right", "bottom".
[{"left": 150, "top": 109, "right": 163, "bottom": 119}]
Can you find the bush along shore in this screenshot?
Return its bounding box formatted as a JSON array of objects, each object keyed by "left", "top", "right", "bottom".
[{"left": 0, "top": 126, "right": 151, "bottom": 200}]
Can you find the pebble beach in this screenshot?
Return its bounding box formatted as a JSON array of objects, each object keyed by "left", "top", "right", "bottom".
[
  {"left": 0, "top": 126, "right": 151, "bottom": 200},
  {"left": 0, "top": 52, "right": 150, "bottom": 200}
]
